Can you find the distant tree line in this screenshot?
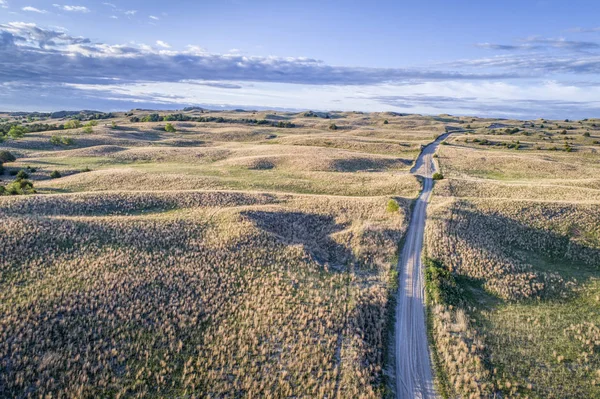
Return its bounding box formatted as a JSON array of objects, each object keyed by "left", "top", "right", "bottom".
[{"left": 130, "top": 113, "right": 296, "bottom": 128}]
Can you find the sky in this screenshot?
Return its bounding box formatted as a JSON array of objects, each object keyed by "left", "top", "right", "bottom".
[{"left": 2, "top": 0, "right": 600, "bottom": 119}]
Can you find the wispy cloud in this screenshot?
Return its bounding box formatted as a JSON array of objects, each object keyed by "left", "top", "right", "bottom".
[
  {"left": 102, "top": 2, "right": 115, "bottom": 7},
  {"left": 53, "top": 4, "right": 90, "bottom": 13},
  {"left": 149, "top": 15, "right": 159, "bottom": 20},
  {"left": 22, "top": 6, "right": 47, "bottom": 13},
  {"left": 0, "top": 22, "right": 515, "bottom": 87},
  {"left": 156, "top": 40, "right": 170, "bottom": 48},
  {"left": 476, "top": 36, "right": 600, "bottom": 52},
  {"left": 124, "top": 10, "right": 136, "bottom": 15},
  {"left": 0, "top": 0, "right": 8, "bottom": 9},
  {"left": 567, "top": 27, "right": 600, "bottom": 33}
]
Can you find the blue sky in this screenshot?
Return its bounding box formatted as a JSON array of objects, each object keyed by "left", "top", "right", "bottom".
[{"left": 2, "top": 0, "right": 600, "bottom": 118}]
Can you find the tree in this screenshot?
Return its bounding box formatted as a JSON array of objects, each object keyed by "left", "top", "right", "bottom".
[
  {"left": 50, "top": 170, "right": 62, "bottom": 178},
  {"left": 432, "top": 172, "right": 444, "bottom": 180},
  {"left": 165, "top": 123, "right": 176, "bottom": 132},
  {"left": 383, "top": 120, "right": 389, "bottom": 125},
  {"left": 8, "top": 125, "right": 27, "bottom": 139}
]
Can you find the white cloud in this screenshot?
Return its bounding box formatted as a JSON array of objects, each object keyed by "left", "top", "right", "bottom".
[
  {"left": 0, "top": 0, "right": 8, "bottom": 9},
  {"left": 156, "top": 40, "right": 170, "bottom": 48},
  {"left": 124, "top": 10, "right": 136, "bottom": 15},
  {"left": 53, "top": 4, "right": 90, "bottom": 13},
  {"left": 22, "top": 6, "right": 47, "bottom": 13},
  {"left": 149, "top": 15, "right": 159, "bottom": 20},
  {"left": 109, "top": 15, "right": 118, "bottom": 19},
  {"left": 102, "top": 2, "right": 115, "bottom": 7}
]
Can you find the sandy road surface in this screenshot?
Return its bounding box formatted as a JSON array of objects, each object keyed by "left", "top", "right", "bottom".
[{"left": 395, "top": 133, "right": 450, "bottom": 399}]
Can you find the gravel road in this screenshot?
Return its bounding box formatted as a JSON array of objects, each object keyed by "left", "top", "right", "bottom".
[{"left": 395, "top": 133, "right": 450, "bottom": 399}]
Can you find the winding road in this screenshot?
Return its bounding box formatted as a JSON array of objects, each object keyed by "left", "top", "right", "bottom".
[{"left": 395, "top": 133, "right": 450, "bottom": 399}]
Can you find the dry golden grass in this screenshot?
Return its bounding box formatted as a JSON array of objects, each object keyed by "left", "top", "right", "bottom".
[
  {"left": 0, "top": 190, "right": 410, "bottom": 398},
  {"left": 426, "top": 124, "right": 600, "bottom": 398}
]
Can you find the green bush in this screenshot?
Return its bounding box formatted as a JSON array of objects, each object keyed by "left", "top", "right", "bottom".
[
  {"left": 583, "top": 132, "right": 590, "bottom": 137},
  {"left": 7, "top": 125, "right": 27, "bottom": 139},
  {"left": 329, "top": 123, "right": 338, "bottom": 130},
  {"left": 83, "top": 126, "right": 94, "bottom": 134},
  {"left": 386, "top": 199, "right": 400, "bottom": 213},
  {"left": 165, "top": 123, "right": 176, "bottom": 132},
  {"left": 0, "top": 150, "right": 16, "bottom": 163},
  {"left": 50, "top": 170, "right": 62, "bottom": 179},
  {"left": 383, "top": 120, "right": 389, "bottom": 125},
  {"left": 50, "top": 136, "right": 75, "bottom": 146},
  {"left": 432, "top": 172, "right": 444, "bottom": 180},
  {"left": 2, "top": 179, "right": 35, "bottom": 195},
  {"left": 16, "top": 170, "right": 29, "bottom": 179},
  {"left": 64, "top": 120, "right": 82, "bottom": 129}
]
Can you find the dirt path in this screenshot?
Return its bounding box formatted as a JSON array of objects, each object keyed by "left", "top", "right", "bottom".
[{"left": 395, "top": 133, "right": 450, "bottom": 399}]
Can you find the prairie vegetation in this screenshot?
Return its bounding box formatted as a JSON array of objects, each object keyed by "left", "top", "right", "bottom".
[
  {"left": 426, "top": 123, "right": 600, "bottom": 398},
  {"left": 0, "top": 109, "right": 443, "bottom": 398}
]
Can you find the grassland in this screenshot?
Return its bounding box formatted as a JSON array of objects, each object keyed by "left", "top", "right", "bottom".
[
  {"left": 0, "top": 109, "right": 443, "bottom": 398},
  {"left": 2, "top": 110, "right": 599, "bottom": 398},
  {"left": 426, "top": 120, "right": 600, "bottom": 398}
]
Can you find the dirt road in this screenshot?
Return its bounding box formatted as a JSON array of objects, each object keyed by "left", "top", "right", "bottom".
[{"left": 395, "top": 133, "right": 450, "bottom": 399}]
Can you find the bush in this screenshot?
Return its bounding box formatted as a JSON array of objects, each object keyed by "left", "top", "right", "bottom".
[
  {"left": 16, "top": 170, "right": 29, "bottom": 179},
  {"left": 386, "top": 198, "right": 400, "bottom": 213},
  {"left": 329, "top": 123, "right": 338, "bottom": 130},
  {"left": 50, "top": 170, "right": 62, "bottom": 179},
  {"left": 0, "top": 150, "right": 16, "bottom": 163},
  {"left": 3, "top": 178, "right": 35, "bottom": 195},
  {"left": 441, "top": 141, "right": 448, "bottom": 145},
  {"left": 64, "top": 120, "right": 82, "bottom": 129},
  {"left": 383, "top": 120, "right": 389, "bottom": 125},
  {"left": 432, "top": 172, "right": 444, "bottom": 180},
  {"left": 165, "top": 123, "right": 176, "bottom": 132},
  {"left": 111, "top": 121, "right": 117, "bottom": 129},
  {"left": 50, "top": 135, "right": 75, "bottom": 146},
  {"left": 83, "top": 126, "right": 94, "bottom": 134},
  {"left": 7, "top": 125, "right": 27, "bottom": 139},
  {"left": 583, "top": 132, "right": 590, "bottom": 137}
]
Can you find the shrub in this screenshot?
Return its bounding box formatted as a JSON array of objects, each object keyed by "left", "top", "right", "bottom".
[
  {"left": 85, "top": 120, "right": 98, "bottom": 127},
  {"left": 16, "top": 170, "right": 29, "bottom": 179},
  {"left": 165, "top": 123, "right": 176, "bottom": 132},
  {"left": 3, "top": 178, "right": 35, "bottom": 195},
  {"left": 0, "top": 150, "right": 16, "bottom": 163},
  {"left": 583, "top": 132, "right": 590, "bottom": 137},
  {"left": 7, "top": 125, "right": 27, "bottom": 139},
  {"left": 432, "top": 172, "right": 444, "bottom": 180},
  {"left": 329, "top": 123, "right": 338, "bottom": 130},
  {"left": 83, "top": 126, "right": 94, "bottom": 134},
  {"left": 383, "top": 120, "right": 389, "bottom": 125},
  {"left": 386, "top": 198, "right": 400, "bottom": 213},
  {"left": 64, "top": 120, "right": 82, "bottom": 129},
  {"left": 50, "top": 135, "right": 75, "bottom": 146},
  {"left": 441, "top": 141, "right": 448, "bottom": 145},
  {"left": 111, "top": 121, "right": 117, "bottom": 129},
  {"left": 50, "top": 170, "right": 62, "bottom": 179}
]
